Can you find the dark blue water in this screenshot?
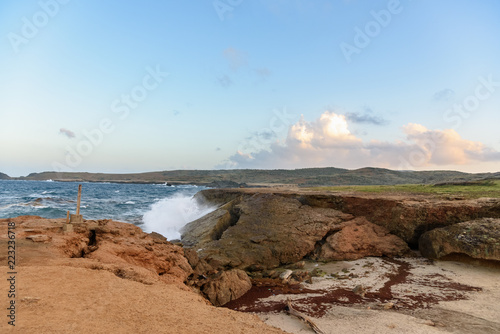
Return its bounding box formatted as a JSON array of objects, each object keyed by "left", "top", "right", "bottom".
[{"left": 0, "top": 180, "right": 212, "bottom": 239}]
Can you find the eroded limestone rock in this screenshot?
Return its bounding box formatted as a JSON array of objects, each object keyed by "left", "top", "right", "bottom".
[{"left": 419, "top": 218, "right": 500, "bottom": 261}]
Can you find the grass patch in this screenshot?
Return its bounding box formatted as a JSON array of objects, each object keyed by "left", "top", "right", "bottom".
[{"left": 309, "top": 179, "right": 500, "bottom": 199}]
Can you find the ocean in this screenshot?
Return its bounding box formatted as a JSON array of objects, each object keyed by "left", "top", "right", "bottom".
[{"left": 0, "top": 180, "right": 214, "bottom": 240}]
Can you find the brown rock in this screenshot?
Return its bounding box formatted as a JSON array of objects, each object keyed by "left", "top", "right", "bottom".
[
  {"left": 285, "top": 261, "right": 306, "bottom": 269},
  {"left": 184, "top": 248, "right": 214, "bottom": 277},
  {"left": 181, "top": 200, "right": 238, "bottom": 247},
  {"left": 149, "top": 231, "right": 168, "bottom": 243},
  {"left": 201, "top": 269, "right": 252, "bottom": 306},
  {"left": 182, "top": 193, "right": 353, "bottom": 270},
  {"left": 199, "top": 189, "right": 500, "bottom": 247},
  {"left": 26, "top": 234, "right": 52, "bottom": 242},
  {"left": 419, "top": 218, "right": 500, "bottom": 261},
  {"left": 0, "top": 216, "right": 287, "bottom": 333},
  {"left": 77, "top": 220, "right": 193, "bottom": 284},
  {"left": 383, "top": 302, "right": 395, "bottom": 309},
  {"left": 352, "top": 285, "right": 366, "bottom": 297},
  {"left": 3, "top": 216, "right": 193, "bottom": 285},
  {"left": 315, "top": 217, "right": 410, "bottom": 261}
]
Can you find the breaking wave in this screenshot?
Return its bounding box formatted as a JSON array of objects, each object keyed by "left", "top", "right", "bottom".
[{"left": 141, "top": 194, "right": 215, "bottom": 241}]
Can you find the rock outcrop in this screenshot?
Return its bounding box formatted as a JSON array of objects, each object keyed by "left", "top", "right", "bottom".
[
  {"left": 2, "top": 216, "right": 253, "bottom": 306},
  {"left": 5, "top": 216, "right": 193, "bottom": 285},
  {"left": 198, "top": 189, "right": 500, "bottom": 247},
  {"left": 183, "top": 248, "right": 252, "bottom": 306},
  {"left": 419, "top": 218, "right": 500, "bottom": 261},
  {"left": 182, "top": 193, "right": 409, "bottom": 270},
  {"left": 201, "top": 269, "right": 252, "bottom": 306},
  {"left": 0, "top": 216, "right": 285, "bottom": 334},
  {"left": 313, "top": 217, "right": 410, "bottom": 261}
]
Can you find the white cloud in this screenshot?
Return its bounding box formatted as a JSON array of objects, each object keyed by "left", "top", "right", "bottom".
[{"left": 225, "top": 111, "right": 500, "bottom": 170}]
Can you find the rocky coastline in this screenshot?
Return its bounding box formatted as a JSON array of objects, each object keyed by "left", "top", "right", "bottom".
[{"left": 1, "top": 187, "right": 499, "bottom": 333}]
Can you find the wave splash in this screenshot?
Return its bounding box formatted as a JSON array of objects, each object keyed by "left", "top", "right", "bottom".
[{"left": 142, "top": 194, "right": 214, "bottom": 241}]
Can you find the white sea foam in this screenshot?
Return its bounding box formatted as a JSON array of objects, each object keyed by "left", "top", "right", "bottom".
[
  {"left": 142, "top": 194, "right": 214, "bottom": 241},
  {"left": 32, "top": 205, "right": 49, "bottom": 209},
  {"left": 0, "top": 203, "right": 20, "bottom": 210}
]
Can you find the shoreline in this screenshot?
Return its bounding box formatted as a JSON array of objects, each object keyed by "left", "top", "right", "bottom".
[
  {"left": 1, "top": 178, "right": 201, "bottom": 186},
  {"left": 1, "top": 215, "right": 499, "bottom": 333},
  {"left": 1, "top": 184, "right": 500, "bottom": 333}
]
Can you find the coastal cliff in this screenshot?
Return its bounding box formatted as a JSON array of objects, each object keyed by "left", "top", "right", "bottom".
[{"left": 186, "top": 188, "right": 500, "bottom": 265}]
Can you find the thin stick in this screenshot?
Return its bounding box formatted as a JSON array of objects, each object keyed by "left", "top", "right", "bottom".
[
  {"left": 76, "top": 184, "right": 82, "bottom": 215},
  {"left": 66, "top": 211, "right": 70, "bottom": 224},
  {"left": 286, "top": 298, "right": 326, "bottom": 334}
]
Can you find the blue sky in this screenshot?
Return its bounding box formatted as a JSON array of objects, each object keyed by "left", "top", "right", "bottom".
[{"left": 1, "top": 0, "right": 499, "bottom": 177}]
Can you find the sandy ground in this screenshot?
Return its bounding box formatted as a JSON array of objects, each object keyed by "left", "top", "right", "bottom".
[
  {"left": 228, "top": 258, "right": 500, "bottom": 334},
  {"left": 0, "top": 217, "right": 286, "bottom": 334},
  {"left": 0, "top": 265, "right": 286, "bottom": 334}
]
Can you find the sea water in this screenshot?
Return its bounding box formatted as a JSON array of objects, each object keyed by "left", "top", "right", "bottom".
[{"left": 0, "top": 180, "right": 214, "bottom": 240}]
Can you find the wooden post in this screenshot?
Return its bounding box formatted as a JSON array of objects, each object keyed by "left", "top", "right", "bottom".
[
  {"left": 63, "top": 209, "right": 74, "bottom": 231},
  {"left": 76, "top": 184, "right": 82, "bottom": 215},
  {"left": 69, "top": 184, "right": 83, "bottom": 224}
]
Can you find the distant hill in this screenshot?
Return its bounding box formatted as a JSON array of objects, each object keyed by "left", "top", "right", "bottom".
[
  {"left": 0, "top": 172, "right": 11, "bottom": 180},
  {"left": 16, "top": 168, "right": 500, "bottom": 187}
]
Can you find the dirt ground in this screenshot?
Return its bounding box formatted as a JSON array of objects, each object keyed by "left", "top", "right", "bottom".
[
  {"left": 0, "top": 265, "right": 289, "bottom": 333},
  {"left": 0, "top": 217, "right": 285, "bottom": 334}
]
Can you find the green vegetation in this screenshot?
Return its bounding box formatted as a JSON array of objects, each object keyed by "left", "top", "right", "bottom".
[
  {"left": 309, "top": 180, "right": 500, "bottom": 199},
  {"left": 14, "top": 168, "right": 500, "bottom": 188}
]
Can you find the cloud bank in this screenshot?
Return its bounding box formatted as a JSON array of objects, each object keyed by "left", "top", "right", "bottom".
[{"left": 225, "top": 111, "right": 500, "bottom": 170}]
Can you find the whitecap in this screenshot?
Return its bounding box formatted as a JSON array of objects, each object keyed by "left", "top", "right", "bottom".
[
  {"left": 142, "top": 194, "right": 215, "bottom": 240},
  {"left": 0, "top": 203, "right": 21, "bottom": 210}
]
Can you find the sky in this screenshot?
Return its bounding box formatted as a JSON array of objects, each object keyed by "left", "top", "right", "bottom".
[{"left": 1, "top": 0, "right": 499, "bottom": 177}]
